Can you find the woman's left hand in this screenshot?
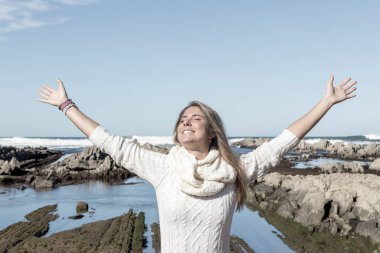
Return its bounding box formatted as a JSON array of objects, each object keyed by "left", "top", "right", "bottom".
[{"left": 324, "top": 75, "right": 357, "bottom": 105}]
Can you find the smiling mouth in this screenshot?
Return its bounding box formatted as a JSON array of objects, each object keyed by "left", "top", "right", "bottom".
[{"left": 182, "top": 130, "right": 194, "bottom": 134}]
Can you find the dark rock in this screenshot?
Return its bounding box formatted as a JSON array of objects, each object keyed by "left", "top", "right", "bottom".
[
  {"left": 17, "top": 185, "right": 26, "bottom": 190},
  {"left": 68, "top": 214, "right": 84, "bottom": 220},
  {"left": 76, "top": 201, "right": 89, "bottom": 213}
]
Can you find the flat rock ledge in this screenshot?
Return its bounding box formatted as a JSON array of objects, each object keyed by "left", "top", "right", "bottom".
[
  {"left": 248, "top": 172, "right": 380, "bottom": 252},
  {"left": 1, "top": 205, "right": 255, "bottom": 253},
  {"left": 0, "top": 205, "right": 146, "bottom": 253}
]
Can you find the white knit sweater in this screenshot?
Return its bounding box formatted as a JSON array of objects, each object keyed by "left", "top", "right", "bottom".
[{"left": 89, "top": 126, "right": 299, "bottom": 253}]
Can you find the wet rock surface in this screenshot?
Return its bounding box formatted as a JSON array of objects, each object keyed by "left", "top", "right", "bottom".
[
  {"left": 0, "top": 204, "right": 58, "bottom": 252},
  {"left": 0, "top": 205, "right": 147, "bottom": 253},
  {"left": 0, "top": 205, "right": 255, "bottom": 253}
]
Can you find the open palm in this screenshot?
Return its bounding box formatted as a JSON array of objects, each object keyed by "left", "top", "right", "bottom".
[
  {"left": 325, "top": 75, "right": 357, "bottom": 105},
  {"left": 38, "top": 79, "right": 68, "bottom": 107}
]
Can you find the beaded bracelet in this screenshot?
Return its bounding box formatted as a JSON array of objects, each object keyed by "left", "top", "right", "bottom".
[
  {"left": 58, "top": 99, "right": 72, "bottom": 111},
  {"left": 63, "top": 102, "right": 77, "bottom": 115}
]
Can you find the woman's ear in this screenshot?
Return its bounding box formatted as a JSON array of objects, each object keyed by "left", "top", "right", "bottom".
[{"left": 208, "top": 130, "right": 216, "bottom": 139}]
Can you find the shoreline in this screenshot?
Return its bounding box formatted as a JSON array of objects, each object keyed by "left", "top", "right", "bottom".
[{"left": 1, "top": 140, "right": 380, "bottom": 252}]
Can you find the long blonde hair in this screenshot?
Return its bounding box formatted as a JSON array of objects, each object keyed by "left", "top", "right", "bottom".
[{"left": 173, "top": 101, "right": 247, "bottom": 211}]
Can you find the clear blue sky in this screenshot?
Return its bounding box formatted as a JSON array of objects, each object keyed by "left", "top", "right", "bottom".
[{"left": 0, "top": 0, "right": 379, "bottom": 137}]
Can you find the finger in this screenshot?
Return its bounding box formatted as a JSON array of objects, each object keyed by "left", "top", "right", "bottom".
[
  {"left": 343, "top": 80, "right": 357, "bottom": 90},
  {"left": 346, "top": 94, "right": 356, "bottom": 99},
  {"left": 345, "top": 87, "right": 356, "bottom": 95},
  {"left": 39, "top": 91, "right": 49, "bottom": 99},
  {"left": 327, "top": 74, "right": 334, "bottom": 85},
  {"left": 37, "top": 98, "right": 48, "bottom": 104},
  {"left": 40, "top": 89, "right": 50, "bottom": 97},
  {"left": 339, "top": 77, "right": 351, "bottom": 87},
  {"left": 57, "top": 78, "right": 67, "bottom": 92},
  {"left": 43, "top": 85, "right": 55, "bottom": 93}
]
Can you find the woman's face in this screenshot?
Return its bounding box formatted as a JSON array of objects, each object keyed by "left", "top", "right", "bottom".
[{"left": 176, "top": 106, "right": 211, "bottom": 150}]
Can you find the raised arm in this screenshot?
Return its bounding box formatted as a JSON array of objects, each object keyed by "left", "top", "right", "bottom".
[
  {"left": 287, "top": 75, "right": 357, "bottom": 139},
  {"left": 38, "top": 79, "right": 167, "bottom": 187},
  {"left": 241, "top": 74, "right": 358, "bottom": 182},
  {"left": 38, "top": 79, "right": 99, "bottom": 137}
]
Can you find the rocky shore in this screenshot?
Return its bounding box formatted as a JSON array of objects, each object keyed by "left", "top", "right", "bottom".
[
  {"left": 1, "top": 137, "right": 380, "bottom": 252},
  {"left": 233, "top": 138, "right": 380, "bottom": 161},
  {"left": 247, "top": 171, "right": 380, "bottom": 252},
  {"left": 0, "top": 145, "right": 132, "bottom": 189}
]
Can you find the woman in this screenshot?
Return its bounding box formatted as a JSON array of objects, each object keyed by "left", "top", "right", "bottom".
[{"left": 38, "top": 75, "right": 357, "bottom": 252}]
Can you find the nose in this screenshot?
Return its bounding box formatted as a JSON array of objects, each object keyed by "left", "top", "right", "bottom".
[{"left": 182, "top": 118, "right": 191, "bottom": 126}]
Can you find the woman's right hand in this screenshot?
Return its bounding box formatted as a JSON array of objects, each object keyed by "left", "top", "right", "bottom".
[{"left": 38, "top": 79, "right": 69, "bottom": 107}]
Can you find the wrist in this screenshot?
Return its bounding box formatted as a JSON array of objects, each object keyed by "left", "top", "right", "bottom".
[
  {"left": 58, "top": 98, "right": 72, "bottom": 110},
  {"left": 321, "top": 96, "right": 335, "bottom": 108},
  {"left": 58, "top": 99, "right": 78, "bottom": 115}
]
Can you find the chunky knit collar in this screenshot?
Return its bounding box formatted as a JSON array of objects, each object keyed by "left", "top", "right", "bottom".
[{"left": 167, "top": 145, "right": 237, "bottom": 197}]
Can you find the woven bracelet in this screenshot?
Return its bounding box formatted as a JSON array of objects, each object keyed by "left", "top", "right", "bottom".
[{"left": 58, "top": 99, "right": 72, "bottom": 111}]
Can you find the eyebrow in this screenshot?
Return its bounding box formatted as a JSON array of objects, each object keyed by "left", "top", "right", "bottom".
[{"left": 181, "top": 114, "right": 204, "bottom": 118}]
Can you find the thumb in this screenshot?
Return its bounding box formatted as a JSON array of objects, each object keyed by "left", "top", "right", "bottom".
[
  {"left": 327, "top": 74, "right": 334, "bottom": 87},
  {"left": 326, "top": 74, "right": 334, "bottom": 93},
  {"left": 57, "top": 78, "right": 67, "bottom": 93}
]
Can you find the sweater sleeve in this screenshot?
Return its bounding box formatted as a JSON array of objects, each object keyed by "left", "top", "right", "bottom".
[
  {"left": 89, "top": 125, "right": 167, "bottom": 188},
  {"left": 239, "top": 129, "right": 300, "bottom": 183}
]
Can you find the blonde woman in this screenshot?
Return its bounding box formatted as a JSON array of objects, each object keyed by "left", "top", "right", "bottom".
[{"left": 38, "top": 75, "right": 357, "bottom": 252}]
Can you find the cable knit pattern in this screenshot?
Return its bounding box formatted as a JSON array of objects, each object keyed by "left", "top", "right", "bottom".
[
  {"left": 89, "top": 126, "right": 299, "bottom": 252},
  {"left": 167, "top": 146, "right": 237, "bottom": 197}
]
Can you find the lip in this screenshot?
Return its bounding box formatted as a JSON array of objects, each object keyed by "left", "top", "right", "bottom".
[{"left": 182, "top": 129, "right": 194, "bottom": 134}]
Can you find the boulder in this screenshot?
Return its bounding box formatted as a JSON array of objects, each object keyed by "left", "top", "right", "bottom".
[
  {"left": 355, "top": 220, "right": 380, "bottom": 244},
  {"left": 76, "top": 201, "right": 89, "bottom": 213},
  {"left": 312, "top": 140, "right": 331, "bottom": 150},
  {"left": 369, "top": 158, "right": 380, "bottom": 170},
  {"left": 231, "top": 138, "right": 256, "bottom": 148},
  {"left": 32, "top": 178, "right": 54, "bottom": 189}
]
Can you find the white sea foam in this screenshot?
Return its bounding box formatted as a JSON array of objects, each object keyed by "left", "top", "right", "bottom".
[
  {"left": 0, "top": 137, "right": 92, "bottom": 150},
  {"left": 1, "top": 135, "right": 378, "bottom": 151},
  {"left": 228, "top": 138, "right": 245, "bottom": 145},
  {"left": 304, "top": 138, "right": 345, "bottom": 145},
  {"left": 365, "top": 134, "right": 380, "bottom": 140},
  {"left": 131, "top": 135, "right": 174, "bottom": 146},
  {"left": 304, "top": 138, "right": 379, "bottom": 145}
]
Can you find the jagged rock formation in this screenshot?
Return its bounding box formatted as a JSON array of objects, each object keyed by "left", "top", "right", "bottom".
[
  {"left": 249, "top": 172, "right": 380, "bottom": 247},
  {"left": 0, "top": 146, "right": 62, "bottom": 185}
]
